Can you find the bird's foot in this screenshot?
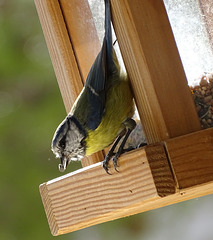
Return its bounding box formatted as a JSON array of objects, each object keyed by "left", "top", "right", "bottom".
[
  {"left": 112, "top": 151, "right": 123, "bottom": 173},
  {"left": 103, "top": 151, "right": 115, "bottom": 175}
]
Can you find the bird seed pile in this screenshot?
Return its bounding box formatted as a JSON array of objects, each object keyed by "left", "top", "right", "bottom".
[{"left": 190, "top": 73, "right": 213, "bottom": 129}]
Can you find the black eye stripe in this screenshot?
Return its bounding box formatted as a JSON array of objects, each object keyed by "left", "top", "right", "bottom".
[
  {"left": 58, "top": 121, "right": 71, "bottom": 149},
  {"left": 59, "top": 135, "right": 66, "bottom": 148}
]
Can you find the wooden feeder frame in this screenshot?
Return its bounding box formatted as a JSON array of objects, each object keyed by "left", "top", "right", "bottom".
[{"left": 34, "top": 0, "right": 213, "bottom": 236}]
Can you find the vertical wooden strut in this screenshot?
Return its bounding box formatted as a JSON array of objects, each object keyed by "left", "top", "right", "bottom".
[{"left": 111, "top": 0, "right": 201, "bottom": 143}]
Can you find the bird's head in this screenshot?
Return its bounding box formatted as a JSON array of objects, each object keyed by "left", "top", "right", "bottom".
[{"left": 51, "top": 116, "right": 86, "bottom": 172}]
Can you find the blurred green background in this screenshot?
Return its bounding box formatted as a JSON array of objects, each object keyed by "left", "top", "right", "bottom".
[{"left": 1, "top": 0, "right": 213, "bottom": 240}]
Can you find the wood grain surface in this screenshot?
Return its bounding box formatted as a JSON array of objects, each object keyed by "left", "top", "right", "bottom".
[
  {"left": 40, "top": 144, "right": 175, "bottom": 235},
  {"left": 110, "top": 0, "right": 201, "bottom": 143},
  {"left": 165, "top": 128, "right": 213, "bottom": 189},
  {"left": 34, "top": 0, "right": 83, "bottom": 112}
]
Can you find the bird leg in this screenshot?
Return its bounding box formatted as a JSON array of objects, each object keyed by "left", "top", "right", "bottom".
[
  {"left": 103, "top": 128, "right": 126, "bottom": 174},
  {"left": 103, "top": 118, "right": 136, "bottom": 174},
  {"left": 112, "top": 118, "right": 136, "bottom": 171}
]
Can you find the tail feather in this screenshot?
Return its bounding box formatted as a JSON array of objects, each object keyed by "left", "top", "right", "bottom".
[{"left": 104, "top": 0, "right": 116, "bottom": 75}]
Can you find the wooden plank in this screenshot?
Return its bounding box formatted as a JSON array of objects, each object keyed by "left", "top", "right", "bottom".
[
  {"left": 34, "top": 0, "right": 83, "bottom": 113},
  {"left": 110, "top": 0, "right": 201, "bottom": 143},
  {"left": 39, "top": 144, "right": 175, "bottom": 235},
  {"left": 34, "top": 0, "right": 104, "bottom": 166},
  {"left": 41, "top": 179, "right": 213, "bottom": 235},
  {"left": 165, "top": 128, "right": 213, "bottom": 189}
]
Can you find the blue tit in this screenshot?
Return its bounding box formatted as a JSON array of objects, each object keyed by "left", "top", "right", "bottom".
[{"left": 51, "top": 0, "right": 135, "bottom": 174}]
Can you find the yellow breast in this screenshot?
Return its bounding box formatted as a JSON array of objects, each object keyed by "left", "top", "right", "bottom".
[{"left": 85, "top": 75, "right": 134, "bottom": 156}]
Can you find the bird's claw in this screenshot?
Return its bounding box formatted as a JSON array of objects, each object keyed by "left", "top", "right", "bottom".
[
  {"left": 102, "top": 153, "right": 120, "bottom": 174},
  {"left": 102, "top": 159, "right": 112, "bottom": 175},
  {"left": 113, "top": 155, "right": 120, "bottom": 172}
]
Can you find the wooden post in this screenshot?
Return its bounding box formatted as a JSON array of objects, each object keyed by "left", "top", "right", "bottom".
[
  {"left": 34, "top": 0, "right": 83, "bottom": 112},
  {"left": 110, "top": 0, "right": 201, "bottom": 143}
]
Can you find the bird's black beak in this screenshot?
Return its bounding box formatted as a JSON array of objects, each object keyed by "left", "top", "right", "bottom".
[{"left": 58, "top": 156, "right": 68, "bottom": 172}]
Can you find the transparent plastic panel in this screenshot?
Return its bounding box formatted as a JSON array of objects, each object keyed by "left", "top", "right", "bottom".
[{"left": 163, "top": 0, "right": 213, "bottom": 85}]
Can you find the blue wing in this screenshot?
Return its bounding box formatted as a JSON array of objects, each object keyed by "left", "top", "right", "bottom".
[{"left": 85, "top": 0, "right": 118, "bottom": 130}]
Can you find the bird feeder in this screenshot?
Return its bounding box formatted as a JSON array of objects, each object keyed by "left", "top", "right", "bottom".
[{"left": 34, "top": 0, "right": 213, "bottom": 236}]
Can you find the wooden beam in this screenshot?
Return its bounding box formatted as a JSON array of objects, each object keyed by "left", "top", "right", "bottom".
[
  {"left": 34, "top": 0, "right": 104, "bottom": 166},
  {"left": 40, "top": 144, "right": 175, "bottom": 236},
  {"left": 34, "top": 0, "right": 83, "bottom": 112},
  {"left": 42, "top": 180, "right": 213, "bottom": 235},
  {"left": 110, "top": 0, "right": 201, "bottom": 143},
  {"left": 165, "top": 128, "right": 213, "bottom": 189}
]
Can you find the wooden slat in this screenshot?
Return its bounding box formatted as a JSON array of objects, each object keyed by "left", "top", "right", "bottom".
[
  {"left": 39, "top": 144, "right": 175, "bottom": 235},
  {"left": 110, "top": 0, "right": 201, "bottom": 143},
  {"left": 34, "top": 0, "right": 83, "bottom": 112},
  {"left": 165, "top": 128, "right": 213, "bottom": 189},
  {"left": 34, "top": 0, "right": 104, "bottom": 166},
  {"left": 41, "top": 179, "right": 213, "bottom": 235}
]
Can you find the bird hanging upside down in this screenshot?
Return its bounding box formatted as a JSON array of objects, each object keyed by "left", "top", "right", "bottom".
[{"left": 51, "top": 0, "right": 136, "bottom": 174}]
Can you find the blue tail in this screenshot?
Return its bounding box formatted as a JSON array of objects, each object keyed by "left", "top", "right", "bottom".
[{"left": 104, "top": 0, "right": 115, "bottom": 75}]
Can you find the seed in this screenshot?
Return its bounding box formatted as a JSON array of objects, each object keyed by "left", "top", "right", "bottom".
[
  {"left": 200, "top": 77, "right": 208, "bottom": 86},
  {"left": 204, "top": 95, "right": 212, "bottom": 103}
]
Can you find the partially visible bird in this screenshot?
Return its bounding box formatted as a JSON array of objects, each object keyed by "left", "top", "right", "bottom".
[{"left": 51, "top": 0, "right": 135, "bottom": 174}]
